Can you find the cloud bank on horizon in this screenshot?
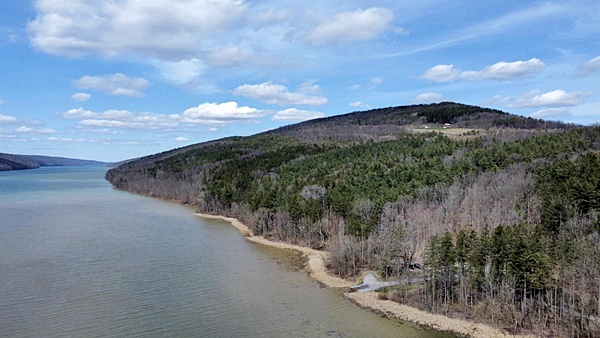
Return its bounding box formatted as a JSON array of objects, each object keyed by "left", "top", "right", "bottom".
[{"left": 0, "top": 0, "right": 598, "bottom": 161}]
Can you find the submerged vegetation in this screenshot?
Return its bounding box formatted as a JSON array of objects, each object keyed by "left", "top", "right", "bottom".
[{"left": 106, "top": 102, "right": 599, "bottom": 337}]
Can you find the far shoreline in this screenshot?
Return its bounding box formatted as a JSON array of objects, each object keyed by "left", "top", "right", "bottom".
[{"left": 195, "top": 212, "right": 533, "bottom": 338}]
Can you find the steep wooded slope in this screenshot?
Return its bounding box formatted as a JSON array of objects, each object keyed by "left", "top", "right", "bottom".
[{"left": 106, "top": 102, "right": 599, "bottom": 336}]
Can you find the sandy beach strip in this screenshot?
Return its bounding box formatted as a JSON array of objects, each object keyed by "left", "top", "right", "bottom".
[
  {"left": 346, "top": 292, "right": 534, "bottom": 338},
  {"left": 195, "top": 212, "right": 534, "bottom": 338}
]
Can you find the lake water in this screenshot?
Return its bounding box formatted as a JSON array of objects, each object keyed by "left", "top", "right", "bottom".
[{"left": 0, "top": 166, "right": 451, "bottom": 337}]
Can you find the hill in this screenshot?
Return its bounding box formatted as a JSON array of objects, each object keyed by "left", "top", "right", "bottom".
[
  {"left": 105, "top": 102, "right": 599, "bottom": 336},
  {"left": 0, "top": 153, "right": 106, "bottom": 171}
]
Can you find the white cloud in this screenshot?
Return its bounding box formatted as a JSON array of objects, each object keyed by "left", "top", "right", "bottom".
[
  {"left": 463, "top": 4, "right": 563, "bottom": 43},
  {"left": 298, "top": 80, "right": 321, "bottom": 94},
  {"left": 251, "top": 7, "right": 290, "bottom": 25},
  {"left": 45, "top": 136, "right": 142, "bottom": 147},
  {"left": 349, "top": 101, "right": 371, "bottom": 109},
  {"left": 575, "top": 56, "right": 600, "bottom": 77},
  {"left": 206, "top": 46, "right": 254, "bottom": 68},
  {"left": 272, "top": 108, "right": 325, "bottom": 122},
  {"left": 304, "top": 7, "right": 394, "bottom": 46},
  {"left": 460, "top": 58, "right": 545, "bottom": 80},
  {"left": 15, "top": 126, "right": 57, "bottom": 134},
  {"left": 514, "top": 89, "right": 589, "bottom": 108},
  {"left": 529, "top": 108, "right": 573, "bottom": 119},
  {"left": 62, "top": 108, "right": 178, "bottom": 131},
  {"left": 28, "top": 0, "right": 246, "bottom": 59},
  {"left": 375, "top": 3, "right": 565, "bottom": 59},
  {"left": 60, "top": 102, "right": 266, "bottom": 133},
  {"left": 79, "top": 119, "right": 174, "bottom": 130},
  {"left": 370, "top": 77, "right": 383, "bottom": 85},
  {"left": 420, "top": 64, "right": 459, "bottom": 82},
  {"left": 489, "top": 89, "right": 590, "bottom": 108},
  {"left": 233, "top": 82, "right": 328, "bottom": 105},
  {"left": 46, "top": 137, "right": 89, "bottom": 143},
  {"left": 155, "top": 58, "right": 204, "bottom": 85},
  {"left": 175, "top": 136, "right": 188, "bottom": 142},
  {"left": 62, "top": 108, "right": 136, "bottom": 120},
  {"left": 73, "top": 73, "right": 151, "bottom": 97},
  {"left": 421, "top": 58, "right": 545, "bottom": 83},
  {"left": 179, "top": 102, "right": 267, "bottom": 124},
  {"left": 71, "top": 92, "right": 91, "bottom": 102},
  {"left": 0, "top": 114, "right": 18, "bottom": 124},
  {"left": 413, "top": 92, "right": 446, "bottom": 104}
]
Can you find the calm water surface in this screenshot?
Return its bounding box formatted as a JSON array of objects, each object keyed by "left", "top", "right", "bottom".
[{"left": 0, "top": 166, "right": 452, "bottom": 337}]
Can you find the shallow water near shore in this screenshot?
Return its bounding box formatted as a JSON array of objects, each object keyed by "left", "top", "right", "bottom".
[{"left": 0, "top": 166, "right": 453, "bottom": 337}]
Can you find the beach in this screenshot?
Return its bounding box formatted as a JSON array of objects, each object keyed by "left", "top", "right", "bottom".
[{"left": 195, "top": 212, "right": 534, "bottom": 338}]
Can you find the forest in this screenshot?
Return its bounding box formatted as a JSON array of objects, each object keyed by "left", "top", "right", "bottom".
[
  {"left": 0, "top": 152, "right": 106, "bottom": 171},
  {"left": 106, "top": 102, "right": 599, "bottom": 337}
]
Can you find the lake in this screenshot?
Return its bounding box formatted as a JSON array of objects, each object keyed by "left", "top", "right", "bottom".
[{"left": 0, "top": 166, "right": 451, "bottom": 337}]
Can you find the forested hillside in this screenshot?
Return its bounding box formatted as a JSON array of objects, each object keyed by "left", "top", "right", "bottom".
[
  {"left": 106, "top": 102, "right": 599, "bottom": 337},
  {"left": 0, "top": 153, "right": 106, "bottom": 171}
]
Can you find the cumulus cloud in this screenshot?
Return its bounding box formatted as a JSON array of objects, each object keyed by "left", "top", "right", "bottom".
[
  {"left": 233, "top": 82, "right": 328, "bottom": 105},
  {"left": 175, "top": 136, "right": 188, "bottom": 142},
  {"left": 28, "top": 0, "right": 246, "bottom": 59},
  {"left": 62, "top": 108, "right": 177, "bottom": 131},
  {"left": 0, "top": 114, "right": 18, "bottom": 124},
  {"left": 413, "top": 92, "right": 446, "bottom": 104},
  {"left": 73, "top": 73, "right": 151, "bottom": 97},
  {"left": 78, "top": 119, "right": 176, "bottom": 130},
  {"left": 62, "top": 107, "right": 138, "bottom": 120},
  {"left": 298, "top": 80, "right": 321, "bottom": 94},
  {"left": 45, "top": 136, "right": 142, "bottom": 147},
  {"left": 155, "top": 58, "right": 204, "bottom": 85},
  {"left": 488, "top": 89, "right": 590, "bottom": 108},
  {"left": 574, "top": 56, "right": 600, "bottom": 77},
  {"left": 272, "top": 108, "right": 325, "bottom": 122},
  {"left": 349, "top": 101, "right": 371, "bottom": 109},
  {"left": 460, "top": 58, "right": 545, "bottom": 80},
  {"left": 71, "top": 93, "right": 91, "bottom": 102},
  {"left": 421, "top": 58, "right": 545, "bottom": 82},
  {"left": 15, "top": 126, "right": 57, "bottom": 134},
  {"left": 178, "top": 102, "right": 267, "bottom": 124},
  {"left": 60, "top": 102, "right": 267, "bottom": 132},
  {"left": 304, "top": 7, "right": 394, "bottom": 46},
  {"left": 529, "top": 108, "right": 573, "bottom": 119},
  {"left": 370, "top": 77, "right": 383, "bottom": 85},
  {"left": 420, "top": 64, "right": 460, "bottom": 82},
  {"left": 206, "top": 46, "right": 255, "bottom": 68}
]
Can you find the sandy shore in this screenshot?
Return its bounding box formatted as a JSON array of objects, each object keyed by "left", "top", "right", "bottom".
[
  {"left": 195, "top": 212, "right": 533, "bottom": 338},
  {"left": 346, "top": 292, "right": 534, "bottom": 338}
]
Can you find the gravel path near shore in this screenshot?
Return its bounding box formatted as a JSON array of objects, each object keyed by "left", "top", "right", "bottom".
[{"left": 195, "top": 213, "right": 535, "bottom": 338}]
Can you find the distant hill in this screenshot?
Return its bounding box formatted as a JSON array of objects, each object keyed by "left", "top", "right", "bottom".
[{"left": 0, "top": 153, "right": 106, "bottom": 171}]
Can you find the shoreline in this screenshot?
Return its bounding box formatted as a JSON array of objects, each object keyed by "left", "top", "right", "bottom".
[
  {"left": 194, "top": 213, "right": 353, "bottom": 288},
  {"left": 195, "top": 212, "right": 533, "bottom": 338}
]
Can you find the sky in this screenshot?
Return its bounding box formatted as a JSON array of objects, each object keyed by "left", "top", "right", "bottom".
[{"left": 0, "top": 1, "right": 599, "bottom": 162}]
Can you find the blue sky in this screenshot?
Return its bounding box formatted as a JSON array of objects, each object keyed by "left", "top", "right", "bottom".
[{"left": 0, "top": 1, "right": 599, "bottom": 162}]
